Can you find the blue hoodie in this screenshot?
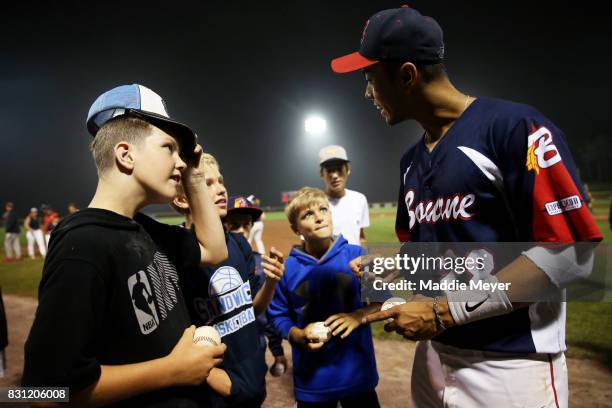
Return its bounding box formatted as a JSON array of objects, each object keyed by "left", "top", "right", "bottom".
[{"left": 267, "top": 235, "right": 379, "bottom": 403}]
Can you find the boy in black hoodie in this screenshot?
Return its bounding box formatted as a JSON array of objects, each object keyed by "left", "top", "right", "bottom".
[{"left": 23, "top": 84, "right": 228, "bottom": 407}]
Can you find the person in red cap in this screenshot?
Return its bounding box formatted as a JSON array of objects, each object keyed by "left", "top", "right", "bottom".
[{"left": 332, "top": 6, "right": 601, "bottom": 408}]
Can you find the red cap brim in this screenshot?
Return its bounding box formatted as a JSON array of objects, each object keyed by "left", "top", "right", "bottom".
[{"left": 331, "top": 51, "right": 379, "bottom": 73}]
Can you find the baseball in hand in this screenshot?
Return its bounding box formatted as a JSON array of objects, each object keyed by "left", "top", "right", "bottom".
[
  {"left": 309, "top": 322, "right": 332, "bottom": 343},
  {"left": 381, "top": 297, "right": 406, "bottom": 323},
  {"left": 193, "top": 326, "right": 221, "bottom": 347},
  {"left": 381, "top": 297, "right": 407, "bottom": 312}
]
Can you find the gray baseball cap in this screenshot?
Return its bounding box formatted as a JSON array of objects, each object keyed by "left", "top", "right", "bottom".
[
  {"left": 86, "top": 84, "right": 197, "bottom": 154},
  {"left": 319, "top": 145, "right": 350, "bottom": 165}
]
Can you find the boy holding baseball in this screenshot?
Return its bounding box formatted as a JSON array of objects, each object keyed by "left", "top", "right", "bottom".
[
  {"left": 268, "top": 187, "right": 384, "bottom": 407},
  {"left": 172, "top": 153, "right": 285, "bottom": 407},
  {"left": 22, "top": 84, "right": 227, "bottom": 407}
]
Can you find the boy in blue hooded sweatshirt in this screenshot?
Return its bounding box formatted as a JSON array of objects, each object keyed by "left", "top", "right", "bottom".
[{"left": 268, "top": 187, "right": 383, "bottom": 407}]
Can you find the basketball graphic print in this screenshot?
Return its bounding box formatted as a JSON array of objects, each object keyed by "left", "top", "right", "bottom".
[{"left": 209, "top": 266, "right": 244, "bottom": 296}]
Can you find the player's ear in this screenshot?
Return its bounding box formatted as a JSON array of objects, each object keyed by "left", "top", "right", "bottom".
[
  {"left": 345, "top": 163, "right": 351, "bottom": 176},
  {"left": 399, "top": 62, "right": 417, "bottom": 88},
  {"left": 115, "top": 141, "right": 135, "bottom": 172},
  {"left": 319, "top": 166, "right": 325, "bottom": 179}
]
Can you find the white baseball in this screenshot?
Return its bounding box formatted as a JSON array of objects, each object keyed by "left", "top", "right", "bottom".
[
  {"left": 309, "top": 321, "right": 331, "bottom": 343},
  {"left": 381, "top": 297, "right": 406, "bottom": 312},
  {"left": 381, "top": 297, "right": 406, "bottom": 323},
  {"left": 193, "top": 326, "right": 221, "bottom": 347}
]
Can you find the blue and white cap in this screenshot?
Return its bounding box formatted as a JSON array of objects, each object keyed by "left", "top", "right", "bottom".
[{"left": 86, "top": 84, "right": 197, "bottom": 153}]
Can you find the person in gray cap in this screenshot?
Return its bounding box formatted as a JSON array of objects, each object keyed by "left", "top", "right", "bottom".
[
  {"left": 23, "top": 84, "right": 228, "bottom": 407},
  {"left": 319, "top": 144, "right": 370, "bottom": 247}
]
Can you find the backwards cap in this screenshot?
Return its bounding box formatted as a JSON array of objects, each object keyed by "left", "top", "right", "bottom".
[{"left": 86, "top": 84, "right": 197, "bottom": 154}]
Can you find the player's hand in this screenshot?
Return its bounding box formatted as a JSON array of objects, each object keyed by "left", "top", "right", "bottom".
[
  {"left": 166, "top": 325, "right": 226, "bottom": 386},
  {"left": 362, "top": 295, "right": 444, "bottom": 341},
  {"left": 262, "top": 247, "right": 285, "bottom": 283},
  {"left": 325, "top": 310, "right": 364, "bottom": 339},
  {"left": 349, "top": 254, "right": 382, "bottom": 278},
  {"left": 349, "top": 254, "right": 382, "bottom": 287},
  {"left": 289, "top": 326, "right": 325, "bottom": 352},
  {"left": 349, "top": 256, "right": 364, "bottom": 279}
]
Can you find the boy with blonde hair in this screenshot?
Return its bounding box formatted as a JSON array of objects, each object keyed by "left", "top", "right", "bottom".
[
  {"left": 173, "top": 153, "right": 285, "bottom": 407},
  {"left": 23, "top": 84, "right": 227, "bottom": 407},
  {"left": 268, "top": 187, "right": 383, "bottom": 407}
]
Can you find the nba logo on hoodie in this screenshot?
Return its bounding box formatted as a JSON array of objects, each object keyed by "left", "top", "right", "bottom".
[{"left": 128, "top": 270, "right": 160, "bottom": 334}]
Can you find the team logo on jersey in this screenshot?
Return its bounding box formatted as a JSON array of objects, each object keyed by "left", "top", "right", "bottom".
[
  {"left": 526, "top": 126, "right": 562, "bottom": 174},
  {"left": 404, "top": 190, "right": 476, "bottom": 230},
  {"left": 545, "top": 195, "right": 582, "bottom": 215},
  {"left": 192, "top": 266, "right": 255, "bottom": 337}
]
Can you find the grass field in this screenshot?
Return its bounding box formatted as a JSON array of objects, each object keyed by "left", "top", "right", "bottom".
[{"left": 1, "top": 195, "right": 611, "bottom": 367}]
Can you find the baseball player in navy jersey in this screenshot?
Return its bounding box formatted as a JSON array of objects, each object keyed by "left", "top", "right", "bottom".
[{"left": 331, "top": 6, "right": 602, "bottom": 408}]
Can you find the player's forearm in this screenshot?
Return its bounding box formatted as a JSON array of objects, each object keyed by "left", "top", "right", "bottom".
[
  {"left": 253, "top": 280, "right": 277, "bottom": 316},
  {"left": 206, "top": 368, "right": 231, "bottom": 397},
  {"left": 70, "top": 357, "right": 176, "bottom": 407},
  {"left": 356, "top": 302, "right": 382, "bottom": 318},
  {"left": 183, "top": 183, "right": 228, "bottom": 265},
  {"left": 495, "top": 255, "right": 553, "bottom": 306}
]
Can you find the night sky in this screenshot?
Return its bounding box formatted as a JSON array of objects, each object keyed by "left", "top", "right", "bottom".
[{"left": 2, "top": 0, "right": 611, "bottom": 215}]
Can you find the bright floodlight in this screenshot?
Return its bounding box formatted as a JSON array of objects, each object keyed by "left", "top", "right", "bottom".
[{"left": 304, "top": 116, "right": 327, "bottom": 135}]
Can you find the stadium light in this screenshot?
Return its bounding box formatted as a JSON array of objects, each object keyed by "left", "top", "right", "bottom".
[{"left": 304, "top": 115, "right": 327, "bottom": 135}]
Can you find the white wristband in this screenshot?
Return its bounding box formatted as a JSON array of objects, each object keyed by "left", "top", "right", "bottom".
[{"left": 445, "top": 274, "right": 513, "bottom": 326}]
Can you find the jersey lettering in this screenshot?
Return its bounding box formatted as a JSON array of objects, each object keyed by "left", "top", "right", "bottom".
[{"left": 404, "top": 190, "right": 476, "bottom": 230}]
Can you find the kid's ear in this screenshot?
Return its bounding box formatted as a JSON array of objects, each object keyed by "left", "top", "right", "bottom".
[
  {"left": 172, "top": 195, "right": 190, "bottom": 211},
  {"left": 291, "top": 224, "right": 300, "bottom": 235},
  {"left": 114, "top": 141, "right": 135, "bottom": 171},
  {"left": 346, "top": 163, "right": 351, "bottom": 176}
]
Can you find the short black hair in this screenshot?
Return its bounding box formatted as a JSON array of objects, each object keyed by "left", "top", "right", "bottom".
[
  {"left": 383, "top": 61, "right": 447, "bottom": 83},
  {"left": 320, "top": 160, "right": 350, "bottom": 171}
]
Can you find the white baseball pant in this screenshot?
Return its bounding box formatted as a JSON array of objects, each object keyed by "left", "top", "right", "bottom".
[
  {"left": 411, "top": 340, "right": 567, "bottom": 408},
  {"left": 3, "top": 233, "right": 21, "bottom": 259},
  {"left": 26, "top": 229, "right": 46, "bottom": 258}
]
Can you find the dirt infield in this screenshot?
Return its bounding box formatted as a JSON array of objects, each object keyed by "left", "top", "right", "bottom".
[
  {"left": 2, "top": 295, "right": 612, "bottom": 406},
  {"left": 261, "top": 218, "right": 301, "bottom": 257}
]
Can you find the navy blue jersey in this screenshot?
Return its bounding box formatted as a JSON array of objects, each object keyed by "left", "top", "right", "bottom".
[
  {"left": 395, "top": 97, "right": 601, "bottom": 353},
  {"left": 180, "top": 231, "right": 266, "bottom": 406}
]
